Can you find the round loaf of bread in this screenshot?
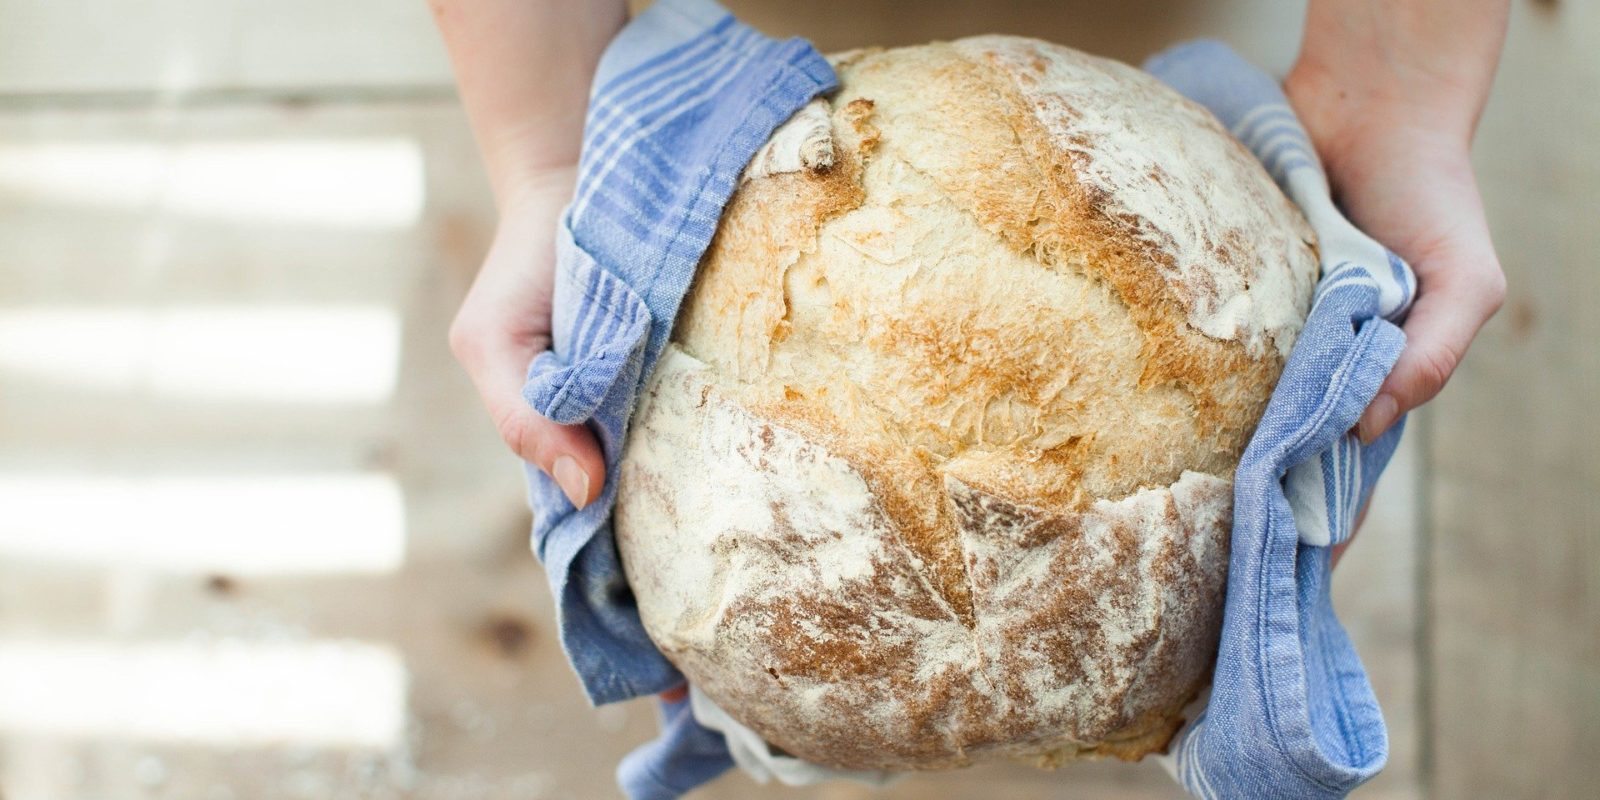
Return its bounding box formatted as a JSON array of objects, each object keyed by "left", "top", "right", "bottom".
[{"left": 615, "top": 36, "right": 1318, "bottom": 771}]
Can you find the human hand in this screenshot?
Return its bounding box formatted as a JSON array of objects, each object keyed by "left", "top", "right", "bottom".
[
  {"left": 448, "top": 167, "right": 605, "bottom": 509},
  {"left": 1286, "top": 0, "right": 1508, "bottom": 445},
  {"left": 431, "top": 0, "right": 624, "bottom": 509}
]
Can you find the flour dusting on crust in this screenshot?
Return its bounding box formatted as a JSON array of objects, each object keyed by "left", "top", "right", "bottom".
[
  {"left": 743, "top": 98, "right": 835, "bottom": 182},
  {"left": 953, "top": 36, "right": 1317, "bottom": 357},
  {"left": 617, "top": 35, "right": 1316, "bottom": 773},
  {"left": 617, "top": 349, "right": 1232, "bottom": 770}
]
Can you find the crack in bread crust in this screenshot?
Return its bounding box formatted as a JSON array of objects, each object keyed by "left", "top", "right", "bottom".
[
  {"left": 622, "top": 36, "right": 1317, "bottom": 771},
  {"left": 618, "top": 352, "right": 1231, "bottom": 770}
]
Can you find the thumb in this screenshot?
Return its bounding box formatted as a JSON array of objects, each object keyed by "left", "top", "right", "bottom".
[
  {"left": 490, "top": 391, "right": 606, "bottom": 510},
  {"left": 452, "top": 327, "right": 606, "bottom": 509}
]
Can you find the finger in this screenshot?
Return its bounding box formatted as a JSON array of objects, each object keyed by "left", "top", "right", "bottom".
[
  {"left": 452, "top": 325, "right": 606, "bottom": 509},
  {"left": 491, "top": 393, "right": 606, "bottom": 510},
  {"left": 1356, "top": 255, "right": 1504, "bottom": 444}
]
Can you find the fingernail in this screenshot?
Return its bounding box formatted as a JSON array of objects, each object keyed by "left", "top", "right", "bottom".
[
  {"left": 1356, "top": 393, "right": 1398, "bottom": 445},
  {"left": 553, "top": 455, "right": 590, "bottom": 509}
]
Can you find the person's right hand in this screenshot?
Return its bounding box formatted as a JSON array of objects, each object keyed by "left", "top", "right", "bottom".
[{"left": 448, "top": 166, "right": 605, "bottom": 510}]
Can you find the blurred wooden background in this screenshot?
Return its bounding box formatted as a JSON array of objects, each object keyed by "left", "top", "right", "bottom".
[{"left": 0, "top": 1, "right": 1593, "bottom": 798}]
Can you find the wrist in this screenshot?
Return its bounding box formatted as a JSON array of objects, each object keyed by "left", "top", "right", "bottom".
[
  {"left": 495, "top": 162, "right": 579, "bottom": 220},
  {"left": 1285, "top": 60, "right": 1475, "bottom": 180},
  {"left": 1289, "top": 58, "right": 1474, "bottom": 137},
  {"left": 1289, "top": 0, "right": 1508, "bottom": 153}
]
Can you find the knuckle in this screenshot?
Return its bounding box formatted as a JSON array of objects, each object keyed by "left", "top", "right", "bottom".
[
  {"left": 491, "top": 405, "right": 541, "bottom": 462},
  {"left": 447, "top": 317, "right": 479, "bottom": 364},
  {"left": 1409, "top": 344, "right": 1459, "bottom": 402},
  {"left": 1480, "top": 267, "right": 1508, "bottom": 313}
]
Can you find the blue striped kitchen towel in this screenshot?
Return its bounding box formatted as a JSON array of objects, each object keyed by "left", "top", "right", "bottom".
[
  {"left": 516, "top": 0, "right": 834, "bottom": 796},
  {"left": 1144, "top": 40, "right": 1416, "bottom": 798}
]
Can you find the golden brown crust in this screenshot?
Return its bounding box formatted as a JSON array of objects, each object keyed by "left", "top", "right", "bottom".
[
  {"left": 617, "top": 352, "right": 1230, "bottom": 770},
  {"left": 624, "top": 36, "right": 1317, "bottom": 770}
]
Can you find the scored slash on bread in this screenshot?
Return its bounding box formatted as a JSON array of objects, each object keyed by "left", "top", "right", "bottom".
[{"left": 617, "top": 35, "right": 1317, "bottom": 771}]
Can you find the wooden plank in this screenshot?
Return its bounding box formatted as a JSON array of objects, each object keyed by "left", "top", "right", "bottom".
[
  {"left": 0, "top": 0, "right": 452, "bottom": 97},
  {"left": 1427, "top": 1, "right": 1600, "bottom": 797},
  {"left": 0, "top": 561, "right": 670, "bottom": 799},
  {"left": 0, "top": 101, "right": 517, "bottom": 569}
]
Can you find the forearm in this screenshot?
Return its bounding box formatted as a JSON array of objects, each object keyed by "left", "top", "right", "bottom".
[
  {"left": 1290, "top": 0, "right": 1509, "bottom": 150},
  {"left": 429, "top": 0, "right": 627, "bottom": 209}
]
